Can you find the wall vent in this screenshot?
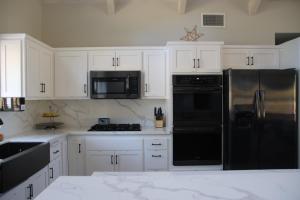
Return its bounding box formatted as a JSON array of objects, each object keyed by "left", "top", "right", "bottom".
[{"left": 201, "top": 13, "right": 225, "bottom": 27}]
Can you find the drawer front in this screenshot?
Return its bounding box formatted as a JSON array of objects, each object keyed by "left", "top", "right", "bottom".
[
  {"left": 50, "top": 142, "right": 62, "bottom": 161},
  {"left": 145, "top": 150, "right": 168, "bottom": 170},
  {"left": 86, "top": 137, "right": 143, "bottom": 151},
  {"left": 144, "top": 138, "right": 168, "bottom": 150}
]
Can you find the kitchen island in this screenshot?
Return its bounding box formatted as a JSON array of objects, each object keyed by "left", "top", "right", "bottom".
[{"left": 35, "top": 170, "right": 300, "bottom": 200}]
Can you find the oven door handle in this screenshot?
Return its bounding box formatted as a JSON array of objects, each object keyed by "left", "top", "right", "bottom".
[
  {"left": 173, "top": 127, "right": 221, "bottom": 133},
  {"left": 173, "top": 87, "right": 221, "bottom": 93}
]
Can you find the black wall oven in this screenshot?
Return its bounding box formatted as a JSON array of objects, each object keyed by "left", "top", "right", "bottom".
[
  {"left": 173, "top": 75, "right": 223, "bottom": 166},
  {"left": 90, "top": 71, "right": 141, "bottom": 99}
]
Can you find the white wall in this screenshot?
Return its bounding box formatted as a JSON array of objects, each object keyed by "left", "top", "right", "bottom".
[
  {"left": 42, "top": 0, "right": 300, "bottom": 47},
  {"left": 0, "top": 0, "right": 43, "bottom": 40}
]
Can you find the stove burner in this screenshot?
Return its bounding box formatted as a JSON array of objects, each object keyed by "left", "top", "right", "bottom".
[{"left": 88, "top": 124, "right": 141, "bottom": 131}]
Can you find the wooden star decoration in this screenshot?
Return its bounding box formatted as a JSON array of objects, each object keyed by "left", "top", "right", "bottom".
[{"left": 180, "top": 25, "right": 203, "bottom": 41}]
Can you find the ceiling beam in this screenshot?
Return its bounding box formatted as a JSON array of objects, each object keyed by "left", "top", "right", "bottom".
[
  {"left": 248, "top": 0, "right": 262, "bottom": 16},
  {"left": 177, "top": 0, "right": 188, "bottom": 14},
  {"left": 106, "top": 0, "right": 115, "bottom": 15}
]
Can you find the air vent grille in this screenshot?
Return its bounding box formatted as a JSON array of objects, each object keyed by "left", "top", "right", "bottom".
[{"left": 201, "top": 14, "right": 225, "bottom": 27}]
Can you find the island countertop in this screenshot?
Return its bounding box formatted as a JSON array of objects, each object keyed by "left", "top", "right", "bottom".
[{"left": 35, "top": 170, "right": 300, "bottom": 200}]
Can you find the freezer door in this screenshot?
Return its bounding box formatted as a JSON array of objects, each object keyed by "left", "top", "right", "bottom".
[
  {"left": 259, "top": 69, "right": 298, "bottom": 169},
  {"left": 223, "top": 69, "right": 260, "bottom": 170}
]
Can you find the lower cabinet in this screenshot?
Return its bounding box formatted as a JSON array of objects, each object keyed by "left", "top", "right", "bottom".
[
  {"left": 114, "top": 151, "right": 143, "bottom": 171},
  {"left": 0, "top": 167, "right": 48, "bottom": 200},
  {"left": 144, "top": 138, "right": 169, "bottom": 171},
  {"left": 68, "top": 136, "right": 86, "bottom": 176}
]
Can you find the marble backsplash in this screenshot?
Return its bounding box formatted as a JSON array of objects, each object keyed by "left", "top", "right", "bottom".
[{"left": 0, "top": 99, "right": 167, "bottom": 139}]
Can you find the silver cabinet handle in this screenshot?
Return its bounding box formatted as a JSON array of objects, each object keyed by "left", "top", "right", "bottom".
[
  {"left": 84, "top": 84, "right": 87, "bottom": 94},
  {"left": 116, "top": 58, "right": 119, "bottom": 66},
  {"left": 111, "top": 155, "right": 114, "bottom": 165},
  {"left": 112, "top": 57, "right": 115, "bottom": 66},
  {"left": 43, "top": 83, "right": 46, "bottom": 93},
  {"left": 152, "top": 155, "right": 162, "bottom": 158},
  {"left": 145, "top": 84, "right": 148, "bottom": 92},
  {"left": 193, "top": 59, "right": 196, "bottom": 68},
  {"left": 197, "top": 59, "right": 200, "bottom": 68}
]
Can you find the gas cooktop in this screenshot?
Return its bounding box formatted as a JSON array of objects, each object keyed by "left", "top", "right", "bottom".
[{"left": 88, "top": 124, "right": 141, "bottom": 132}]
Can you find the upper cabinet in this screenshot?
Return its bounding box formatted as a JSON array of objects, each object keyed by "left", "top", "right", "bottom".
[
  {"left": 222, "top": 46, "right": 279, "bottom": 69},
  {"left": 142, "top": 50, "right": 167, "bottom": 99},
  {"left": 0, "top": 39, "right": 24, "bottom": 97},
  {"left": 88, "top": 49, "right": 142, "bottom": 71},
  {"left": 26, "top": 39, "right": 53, "bottom": 99},
  {"left": 168, "top": 42, "right": 223, "bottom": 74},
  {"left": 54, "top": 51, "right": 88, "bottom": 98}
]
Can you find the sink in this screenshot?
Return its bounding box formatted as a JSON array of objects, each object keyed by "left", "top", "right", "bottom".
[{"left": 0, "top": 142, "right": 50, "bottom": 193}]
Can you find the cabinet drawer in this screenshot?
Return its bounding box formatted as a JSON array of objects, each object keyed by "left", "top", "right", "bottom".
[
  {"left": 50, "top": 141, "right": 62, "bottom": 161},
  {"left": 144, "top": 138, "right": 168, "bottom": 150},
  {"left": 145, "top": 150, "right": 168, "bottom": 171},
  {"left": 86, "top": 137, "right": 143, "bottom": 151}
]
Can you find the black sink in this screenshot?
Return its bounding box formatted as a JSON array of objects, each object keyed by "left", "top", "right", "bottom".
[{"left": 0, "top": 142, "right": 50, "bottom": 193}]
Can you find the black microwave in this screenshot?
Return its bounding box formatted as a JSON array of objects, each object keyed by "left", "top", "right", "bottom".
[{"left": 90, "top": 71, "right": 141, "bottom": 99}]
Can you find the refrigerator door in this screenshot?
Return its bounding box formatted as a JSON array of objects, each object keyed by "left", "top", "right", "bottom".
[
  {"left": 259, "top": 69, "right": 298, "bottom": 169},
  {"left": 223, "top": 69, "right": 260, "bottom": 170}
]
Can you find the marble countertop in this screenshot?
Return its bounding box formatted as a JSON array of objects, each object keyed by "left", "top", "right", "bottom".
[{"left": 35, "top": 170, "right": 300, "bottom": 200}]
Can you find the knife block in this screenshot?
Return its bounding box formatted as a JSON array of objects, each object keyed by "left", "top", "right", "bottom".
[{"left": 155, "top": 120, "right": 164, "bottom": 128}]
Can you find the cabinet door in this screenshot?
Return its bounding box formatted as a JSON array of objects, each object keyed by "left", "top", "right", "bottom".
[
  {"left": 31, "top": 168, "right": 48, "bottom": 199},
  {"left": 88, "top": 50, "right": 115, "bottom": 71},
  {"left": 86, "top": 151, "right": 115, "bottom": 175},
  {"left": 68, "top": 137, "right": 86, "bottom": 176},
  {"left": 197, "top": 46, "right": 221, "bottom": 73},
  {"left": 39, "top": 48, "right": 53, "bottom": 97},
  {"left": 115, "top": 50, "right": 142, "bottom": 71},
  {"left": 115, "top": 151, "right": 143, "bottom": 171},
  {"left": 222, "top": 49, "right": 250, "bottom": 69},
  {"left": 26, "top": 41, "right": 41, "bottom": 97},
  {"left": 0, "top": 40, "right": 23, "bottom": 97},
  {"left": 145, "top": 150, "right": 168, "bottom": 171},
  {"left": 171, "top": 46, "right": 197, "bottom": 73},
  {"left": 251, "top": 49, "right": 279, "bottom": 69},
  {"left": 48, "top": 157, "right": 62, "bottom": 184},
  {"left": 143, "top": 50, "right": 166, "bottom": 99},
  {"left": 55, "top": 51, "right": 88, "bottom": 98}
]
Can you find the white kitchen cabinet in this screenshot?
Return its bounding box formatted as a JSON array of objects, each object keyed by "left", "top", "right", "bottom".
[
  {"left": 54, "top": 51, "right": 88, "bottom": 98},
  {"left": 144, "top": 138, "right": 169, "bottom": 171},
  {"left": 85, "top": 137, "right": 144, "bottom": 174},
  {"left": 48, "top": 157, "right": 62, "bottom": 184},
  {"left": 26, "top": 39, "right": 53, "bottom": 99},
  {"left": 88, "top": 49, "right": 142, "bottom": 71},
  {"left": 222, "top": 46, "right": 279, "bottom": 69},
  {"left": 168, "top": 42, "right": 223, "bottom": 74},
  {"left": 0, "top": 39, "right": 24, "bottom": 97},
  {"left": 114, "top": 151, "right": 143, "bottom": 171},
  {"left": 0, "top": 167, "right": 48, "bottom": 200},
  {"left": 68, "top": 136, "right": 86, "bottom": 176},
  {"left": 86, "top": 151, "right": 115, "bottom": 174},
  {"left": 143, "top": 50, "right": 167, "bottom": 99}
]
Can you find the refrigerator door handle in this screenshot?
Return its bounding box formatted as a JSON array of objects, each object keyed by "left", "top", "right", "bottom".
[
  {"left": 260, "top": 90, "right": 266, "bottom": 119},
  {"left": 255, "top": 90, "right": 261, "bottom": 119}
]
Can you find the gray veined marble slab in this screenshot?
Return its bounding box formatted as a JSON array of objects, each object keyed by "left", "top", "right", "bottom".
[{"left": 35, "top": 170, "right": 300, "bottom": 200}]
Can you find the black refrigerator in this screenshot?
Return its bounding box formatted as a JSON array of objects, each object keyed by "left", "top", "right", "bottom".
[{"left": 223, "top": 69, "right": 298, "bottom": 170}]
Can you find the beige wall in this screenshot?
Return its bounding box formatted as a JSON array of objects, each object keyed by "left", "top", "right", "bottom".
[
  {"left": 0, "top": 0, "right": 43, "bottom": 40},
  {"left": 42, "top": 0, "right": 300, "bottom": 47}
]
